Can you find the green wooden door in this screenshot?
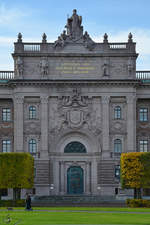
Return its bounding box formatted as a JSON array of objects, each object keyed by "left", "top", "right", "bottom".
[{"left": 67, "top": 166, "right": 84, "bottom": 194}]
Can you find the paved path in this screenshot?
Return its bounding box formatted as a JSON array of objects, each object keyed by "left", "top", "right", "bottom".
[{"left": 0, "top": 209, "right": 150, "bottom": 214}]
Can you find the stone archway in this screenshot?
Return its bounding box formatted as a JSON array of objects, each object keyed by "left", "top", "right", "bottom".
[{"left": 67, "top": 166, "right": 84, "bottom": 194}]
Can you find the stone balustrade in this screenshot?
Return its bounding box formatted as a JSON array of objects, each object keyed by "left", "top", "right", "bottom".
[
  {"left": 13, "top": 41, "right": 136, "bottom": 54},
  {"left": 0, "top": 70, "right": 150, "bottom": 81},
  {"left": 136, "top": 71, "right": 150, "bottom": 79},
  {"left": 0, "top": 71, "right": 14, "bottom": 80}
]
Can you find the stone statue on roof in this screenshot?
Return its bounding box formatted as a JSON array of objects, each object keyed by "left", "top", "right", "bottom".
[{"left": 65, "top": 9, "right": 83, "bottom": 39}]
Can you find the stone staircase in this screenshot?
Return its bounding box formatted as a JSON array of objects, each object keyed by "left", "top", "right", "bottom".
[
  {"left": 98, "top": 161, "right": 116, "bottom": 185},
  {"left": 32, "top": 195, "right": 126, "bottom": 207}
]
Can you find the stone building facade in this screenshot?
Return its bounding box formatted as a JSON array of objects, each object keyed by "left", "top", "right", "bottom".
[{"left": 0, "top": 10, "right": 150, "bottom": 199}]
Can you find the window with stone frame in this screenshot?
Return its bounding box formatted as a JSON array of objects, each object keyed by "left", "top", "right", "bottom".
[
  {"left": 29, "top": 139, "right": 37, "bottom": 154},
  {"left": 114, "top": 139, "right": 122, "bottom": 153},
  {"left": 29, "top": 106, "right": 36, "bottom": 119},
  {"left": 114, "top": 106, "right": 121, "bottom": 119},
  {"left": 2, "top": 140, "right": 11, "bottom": 152},
  {"left": 115, "top": 165, "right": 120, "bottom": 180},
  {"left": 139, "top": 140, "right": 148, "bottom": 152},
  {"left": 2, "top": 108, "right": 11, "bottom": 121},
  {"left": 139, "top": 108, "right": 148, "bottom": 122}
]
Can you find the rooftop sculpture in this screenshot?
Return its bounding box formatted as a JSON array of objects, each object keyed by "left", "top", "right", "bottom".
[{"left": 54, "top": 9, "right": 95, "bottom": 50}]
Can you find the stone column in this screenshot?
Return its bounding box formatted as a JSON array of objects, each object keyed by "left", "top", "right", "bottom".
[
  {"left": 14, "top": 96, "right": 24, "bottom": 152},
  {"left": 85, "top": 161, "right": 91, "bottom": 194},
  {"left": 40, "top": 96, "right": 49, "bottom": 158},
  {"left": 60, "top": 161, "right": 65, "bottom": 194},
  {"left": 126, "top": 95, "right": 136, "bottom": 152},
  {"left": 101, "top": 96, "right": 110, "bottom": 158}
]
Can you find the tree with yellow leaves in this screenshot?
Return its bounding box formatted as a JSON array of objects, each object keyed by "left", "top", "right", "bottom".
[
  {"left": 121, "top": 152, "right": 150, "bottom": 199},
  {"left": 0, "top": 153, "right": 34, "bottom": 200}
]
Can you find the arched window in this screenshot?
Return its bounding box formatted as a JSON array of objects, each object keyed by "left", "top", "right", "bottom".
[
  {"left": 29, "top": 139, "right": 37, "bottom": 153},
  {"left": 114, "top": 106, "right": 121, "bottom": 119},
  {"left": 114, "top": 139, "right": 122, "bottom": 153},
  {"left": 29, "top": 106, "right": 36, "bottom": 119},
  {"left": 64, "top": 141, "right": 86, "bottom": 153}
]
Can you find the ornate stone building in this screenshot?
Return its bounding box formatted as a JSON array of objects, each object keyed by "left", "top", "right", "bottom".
[{"left": 0, "top": 10, "right": 150, "bottom": 199}]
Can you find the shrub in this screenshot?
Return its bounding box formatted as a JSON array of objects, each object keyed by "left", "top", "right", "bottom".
[
  {"left": 0, "top": 199, "right": 25, "bottom": 207},
  {"left": 126, "top": 199, "right": 150, "bottom": 207}
]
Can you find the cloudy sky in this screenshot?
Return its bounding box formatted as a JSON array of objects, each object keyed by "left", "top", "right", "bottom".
[{"left": 0, "top": 0, "right": 150, "bottom": 70}]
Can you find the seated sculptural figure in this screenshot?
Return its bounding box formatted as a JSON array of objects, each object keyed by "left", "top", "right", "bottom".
[{"left": 66, "top": 9, "right": 83, "bottom": 39}]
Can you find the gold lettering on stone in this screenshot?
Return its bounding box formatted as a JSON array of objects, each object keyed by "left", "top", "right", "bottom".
[{"left": 55, "top": 62, "right": 96, "bottom": 74}]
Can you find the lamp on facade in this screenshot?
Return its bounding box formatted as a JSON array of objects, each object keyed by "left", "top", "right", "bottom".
[{"left": 50, "top": 184, "right": 54, "bottom": 195}]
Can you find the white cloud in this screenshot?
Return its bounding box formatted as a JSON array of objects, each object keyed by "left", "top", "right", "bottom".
[
  {"left": 0, "top": 37, "right": 15, "bottom": 46},
  {"left": 0, "top": 3, "right": 26, "bottom": 25}
]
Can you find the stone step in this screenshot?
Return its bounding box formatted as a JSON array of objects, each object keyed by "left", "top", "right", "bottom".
[{"left": 32, "top": 195, "right": 126, "bottom": 207}]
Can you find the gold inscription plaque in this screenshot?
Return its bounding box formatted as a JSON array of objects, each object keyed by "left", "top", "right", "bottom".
[{"left": 55, "top": 62, "right": 96, "bottom": 74}]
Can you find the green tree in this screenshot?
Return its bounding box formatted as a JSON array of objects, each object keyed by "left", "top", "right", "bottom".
[
  {"left": 0, "top": 153, "right": 34, "bottom": 200},
  {"left": 121, "top": 152, "right": 150, "bottom": 199}
]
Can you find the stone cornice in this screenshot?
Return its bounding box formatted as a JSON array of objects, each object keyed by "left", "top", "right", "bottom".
[
  {"left": 12, "top": 52, "right": 138, "bottom": 58},
  {"left": 7, "top": 79, "right": 140, "bottom": 88}
]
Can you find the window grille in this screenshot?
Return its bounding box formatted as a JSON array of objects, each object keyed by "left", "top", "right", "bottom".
[
  {"left": 139, "top": 140, "right": 148, "bottom": 152},
  {"left": 29, "top": 139, "right": 37, "bottom": 153},
  {"left": 139, "top": 108, "right": 148, "bottom": 121},
  {"left": 114, "top": 106, "right": 121, "bottom": 119},
  {"left": 2, "top": 108, "right": 11, "bottom": 121},
  {"left": 114, "top": 139, "right": 122, "bottom": 153},
  {"left": 2, "top": 140, "right": 11, "bottom": 152},
  {"left": 29, "top": 106, "right": 36, "bottom": 119}
]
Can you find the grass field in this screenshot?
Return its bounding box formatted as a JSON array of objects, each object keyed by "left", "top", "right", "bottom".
[{"left": 0, "top": 207, "right": 150, "bottom": 225}]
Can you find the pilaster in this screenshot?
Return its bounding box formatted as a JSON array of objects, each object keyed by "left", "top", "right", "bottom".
[
  {"left": 126, "top": 95, "right": 136, "bottom": 152},
  {"left": 14, "top": 96, "right": 24, "bottom": 152},
  {"left": 40, "top": 96, "right": 49, "bottom": 158},
  {"left": 101, "top": 96, "right": 110, "bottom": 158}
]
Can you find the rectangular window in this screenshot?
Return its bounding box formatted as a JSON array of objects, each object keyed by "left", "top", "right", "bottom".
[
  {"left": 114, "top": 106, "right": 121, "bottom": 119},
  {"left": 114, "top": 139, "right": 122, "bottom": 153},
  {"left": 29, "top": 106, "right": 36, "bottom": 119},
  {"left": 140, "top": 140, "right": 148, "bottom": 152},
  {"left": 2, "top": 140, "right": 11, "bottom": 152},
  {"left": 2, "top": 108, "right": 11, "bottom": 121},
  {"left": 139, "top": 108, "right": 148, "bottom": 121}
]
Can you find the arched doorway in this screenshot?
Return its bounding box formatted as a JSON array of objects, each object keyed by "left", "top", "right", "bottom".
[{"left": 67, "top": 166, "right": 84, "bottom": 194}]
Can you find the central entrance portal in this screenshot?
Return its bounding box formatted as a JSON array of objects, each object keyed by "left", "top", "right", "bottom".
[{"left": 67, "top": 166, "right": 84, "bottom": 194}]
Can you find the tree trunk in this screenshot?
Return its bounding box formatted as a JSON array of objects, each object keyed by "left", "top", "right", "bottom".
[
  {"left": 13, "top": 188, "right": 21, "bottom": 200},
  {"left": 134, "top": 188, "right": 142, "bottom": 199},
  {"left": 134, "top": 188, "right": 137, "bottom": 199},
  {"left": 137, "top": 188, "right": 142, "bottom": 199}
]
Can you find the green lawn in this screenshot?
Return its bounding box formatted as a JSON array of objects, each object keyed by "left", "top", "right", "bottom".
[{"left": 0, "top": 207, "right": 150, "bottom": 225}]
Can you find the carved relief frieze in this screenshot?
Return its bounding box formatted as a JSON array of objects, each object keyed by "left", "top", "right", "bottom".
[
  {"left": 110, "top": 60, "right": 127, "bottom": 76},
  {"left": 49, "top": 89, "right": 101, "bottom": 136},
  {"left": 24, "top": 121, "right": 40, "bottom": 134},
  {"left": 23, "top": 59, "right": 39, "bottom": 76},
  {"left": 110, "top": 120, "right": 126, "bottom": 133}
]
